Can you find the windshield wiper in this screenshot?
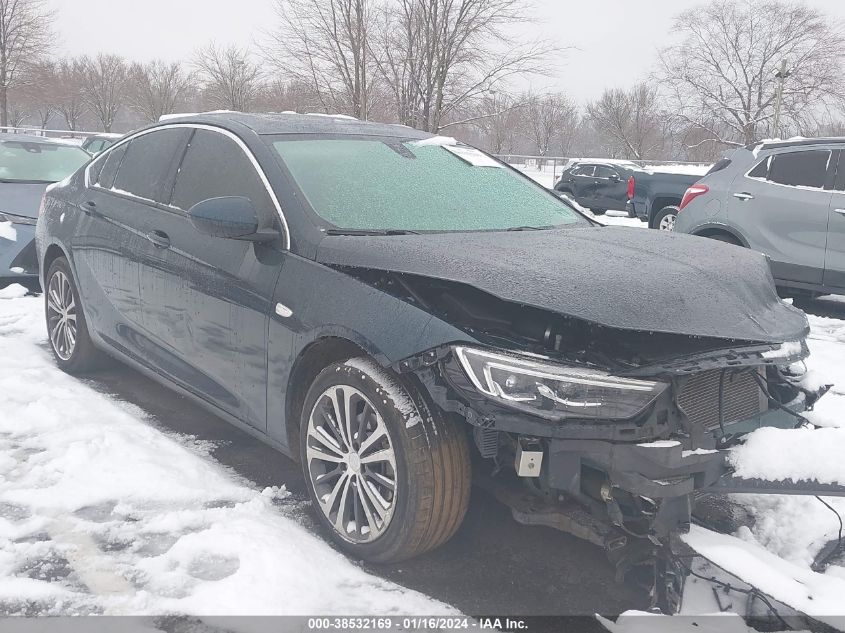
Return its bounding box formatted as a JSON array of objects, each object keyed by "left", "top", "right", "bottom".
[
  {"left": 324, "top": 228, "right": 420, "bottom": 236},
  {"left": 506, "top": 225, "right": 549, "bottom": 231}
]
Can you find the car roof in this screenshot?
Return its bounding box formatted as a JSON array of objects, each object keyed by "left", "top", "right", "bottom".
[
  {"left": 571, "top": 160, "right": 635, "bottom": 169},
  {"left": 750, "top": 137, "right": 845, "bottom": 152},
  {"left": 156, "top": 111, "right": 433, "bottom": 140}
]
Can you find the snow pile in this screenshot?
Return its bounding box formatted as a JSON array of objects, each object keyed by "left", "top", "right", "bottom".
[
  {"left": 0, "top": 222, "right": 16, "bottom": 242},
  {"left": 702, "top": 298, "right": 845, "bottom": 622},
  {"left": 0, "top": 284, "right": 28, "bottom": 299},
  {"left": 0, "top": 296, "right": 454, "bottom": 616},
  {"left": 729, "top": 427, "right": 845, "bottom": 484},
  {"left": 411, "top": 136, "right": 457, "bottom": 147}
]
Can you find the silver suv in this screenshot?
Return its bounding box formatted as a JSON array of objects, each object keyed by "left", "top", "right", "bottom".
[{"left": 674, "top": 138, "right": 845, "bottom": 298}]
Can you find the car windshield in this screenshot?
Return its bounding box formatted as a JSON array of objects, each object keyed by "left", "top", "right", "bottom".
[
  {"left": 0, "top": 140, "right": 90, "bottom": 183},
  {"left": 270, "top": 136, "right": 589, "bottom": 232}
]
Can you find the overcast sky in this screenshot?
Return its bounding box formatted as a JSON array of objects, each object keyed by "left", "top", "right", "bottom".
[{"left": 53, "top": 0, "right": 845, "bottom": 104}]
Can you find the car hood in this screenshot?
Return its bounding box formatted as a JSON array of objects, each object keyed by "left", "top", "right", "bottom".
[
  {"left": 0, "top": 182, "right": 48, "bottom": 219},
  {"left": 315, "top": 226, "right": 809, "bottom": 344}
]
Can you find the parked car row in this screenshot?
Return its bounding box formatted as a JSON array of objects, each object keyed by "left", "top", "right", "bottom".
[
  {"left": 29, "top": 111, "right": 828, "bottom": 613},
  {"left": 552, "top": 160, "right": 704, "bottom": 226},
  {"left": 552, "top": 143, "right": 845, "bottom": 299}
]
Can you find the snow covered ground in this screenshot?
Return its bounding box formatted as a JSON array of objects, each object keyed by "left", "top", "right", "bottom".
[
  {"left": 1, "top": 274, "right": 844, "bottom": 624},
  {"left": 0, "top": 289, "right": 453, "bottom": 618}
]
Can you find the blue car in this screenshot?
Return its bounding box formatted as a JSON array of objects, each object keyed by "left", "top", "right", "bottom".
[{"left": 0, "top": 134, "right": 91, "bottom": 288}]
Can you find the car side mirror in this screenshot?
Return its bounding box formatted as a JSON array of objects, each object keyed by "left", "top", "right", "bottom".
[
  {"left": 187, "top": 197, "right": 279, "bottom": 242},
  {"left": 609, "top": 174, "right": 621, "bottom": 182}
]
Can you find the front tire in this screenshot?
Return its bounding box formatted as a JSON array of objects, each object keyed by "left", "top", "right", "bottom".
[
  {"left": 44, "top": 257, "right": 103, "bottom": 373},
  {"left": 300, "top": 357, "right": 470, "bottom": 563},
  {"left": 654, "top": 206, "right": 679, "bottom": 231}
]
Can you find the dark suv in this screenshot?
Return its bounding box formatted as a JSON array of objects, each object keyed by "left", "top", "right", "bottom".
[
  {"left": 553, "top": 161, "right": 637, "bottom": 214},
  {"left": 675, "top": 138, "right": 845, "bottom": 297},
  {"left": 37, "top": 113, "right": 818, "bottom": 611}
]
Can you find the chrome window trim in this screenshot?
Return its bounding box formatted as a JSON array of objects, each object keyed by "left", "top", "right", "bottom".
[
  {"left": 742, "top": 149, "right": 832, "bottom": 193},
  {"left": 84, "top": 122, "right": 291, "bottom": 250}
]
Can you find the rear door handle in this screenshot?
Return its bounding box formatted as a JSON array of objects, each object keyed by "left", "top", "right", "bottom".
[
  {"left": 733, "top": 192, "right": 754, "bottom": 201},
  {"left": 146, "top": 230, "right": 171, "bottom": 249},
  {"left": 81, "top": 201, "right": 96, "bottom": 215}
]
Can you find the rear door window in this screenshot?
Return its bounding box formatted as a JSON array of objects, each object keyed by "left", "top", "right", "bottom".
[
  {"left": 170, "top": 129, "right": 273, "bottom": 216},
  {"left": 766, "top": 150, "right": 831, "bottom": 189},
  {"left": 747, "top": 156, "right": 770, "bottom": 179},
  {"left": 94, "top": 143, "right": 128, "bottom": 189},
  {"left": 112, "top": 129, "right": 190, "bottom": 203},
  {"left": 594, "top": 166, "right": 618, "bottom": 179},
  {"left": 572, "top": 165, "right": 595, "bottom": 177}
]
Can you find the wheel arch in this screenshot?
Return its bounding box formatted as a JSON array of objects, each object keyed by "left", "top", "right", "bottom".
[
  {"left": 41, "top": 242, "right": 71, "bottom": 288},
  {"left": 691, "top": 224, "right": 749, "bottom": 247},
  {"left": 648, "top": 196, "right": 682, "bottom": 227},
  {"left": 285, "top": 335, "right": 374, "bottom": 462}
]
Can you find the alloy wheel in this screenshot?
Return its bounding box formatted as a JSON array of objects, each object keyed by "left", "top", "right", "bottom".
[
  {"left": 306, "top": 385, "right": 398, "bottom": 543},
  {"left": 46, "top": 270, "right": 77, "bottom": 361},
  {"left": 659, "top": 214, "right": 676, "bottom": 231}
]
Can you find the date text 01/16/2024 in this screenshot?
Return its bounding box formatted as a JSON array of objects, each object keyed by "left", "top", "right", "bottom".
[{"left": 306, "top": 617, "right": 529, "bottom": 630}]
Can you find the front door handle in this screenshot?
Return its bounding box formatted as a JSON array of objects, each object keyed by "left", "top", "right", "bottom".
[
  {"left": 733, "top": 192, "right": 754, "bottom": 201},
  {"left": 146, "top": 230, "right": 171, "bottom": 249},
  {"left": 835, "top": 208, "right": 845, "bottom": 216}
]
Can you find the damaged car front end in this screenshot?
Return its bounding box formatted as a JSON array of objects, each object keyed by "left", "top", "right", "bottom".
[
  {"left": 405, "top": 314, "right": 826, "bottom": 612},
  {"left": 316, "top": 226, "right": 834, "bottom": 613}
]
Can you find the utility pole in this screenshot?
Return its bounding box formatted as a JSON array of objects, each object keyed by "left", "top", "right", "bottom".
[{"left": 772, "top": 59, "right": 790, "bottom": 139}]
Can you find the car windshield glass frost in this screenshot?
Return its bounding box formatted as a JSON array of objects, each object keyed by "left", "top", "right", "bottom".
[
  {"left": 271, "top": 138, "right": 588, "bottom": 232},
  {"left": 0, "top": 141, "right": 90, "bottom": 183}
]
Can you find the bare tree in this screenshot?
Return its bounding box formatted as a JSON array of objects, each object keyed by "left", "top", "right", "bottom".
[
  {"left": 12, "top": 58, "right": 55, "bottom": 127},
  {"left": 265, "top": 0, "right": 376, "bottom": 118},
  {"left": 81, "top": 53, "right": 128, "bottom": 132},
  {"left": 524, "top": 92, "right": 578, "bottom": 159},
  {"left": 0, "top": 0, "right": 54, "bottom": 127},
  {"left": 257, "top": 77, "right": 325, "bottom": 113},
  {"left": 376, "top": 0, "right": 553, "bottom": 132},
  {"left": 193, "top": 43, "right": 262, "bottom": 112},
  {"left": 129, "top": 60, "right": 193, "bottom": 122},
  {"left": 658, "top": 0, "right": 845, "bottom": 146},
  {"left": 469, "top": 91, "right": 524, "bottom": 154},
  {"left": 55, "top": 57, "right": 87, "bottom": 131},
  {"left": 587, "top": 83, "right": 666, "bottom": 159}
]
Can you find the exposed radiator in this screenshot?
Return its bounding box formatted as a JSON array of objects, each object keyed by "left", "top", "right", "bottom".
[{"left": 677, "top": 369, "right": 766, "bottom": 431}]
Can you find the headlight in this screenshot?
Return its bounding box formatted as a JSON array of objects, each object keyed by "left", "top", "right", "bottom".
[{"left": 454, "top": 346, "right": 668, "bottom": 421}]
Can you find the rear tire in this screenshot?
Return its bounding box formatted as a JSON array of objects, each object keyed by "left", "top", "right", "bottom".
[
  {"left": 654, "top": 206, "right": 679, "bottom": 231},
  {"left": 300, "top": 357, "right": 471, "bottom": 563},
  {"left": 44, "top": 257, "right": 103, "bottom": 374}
]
